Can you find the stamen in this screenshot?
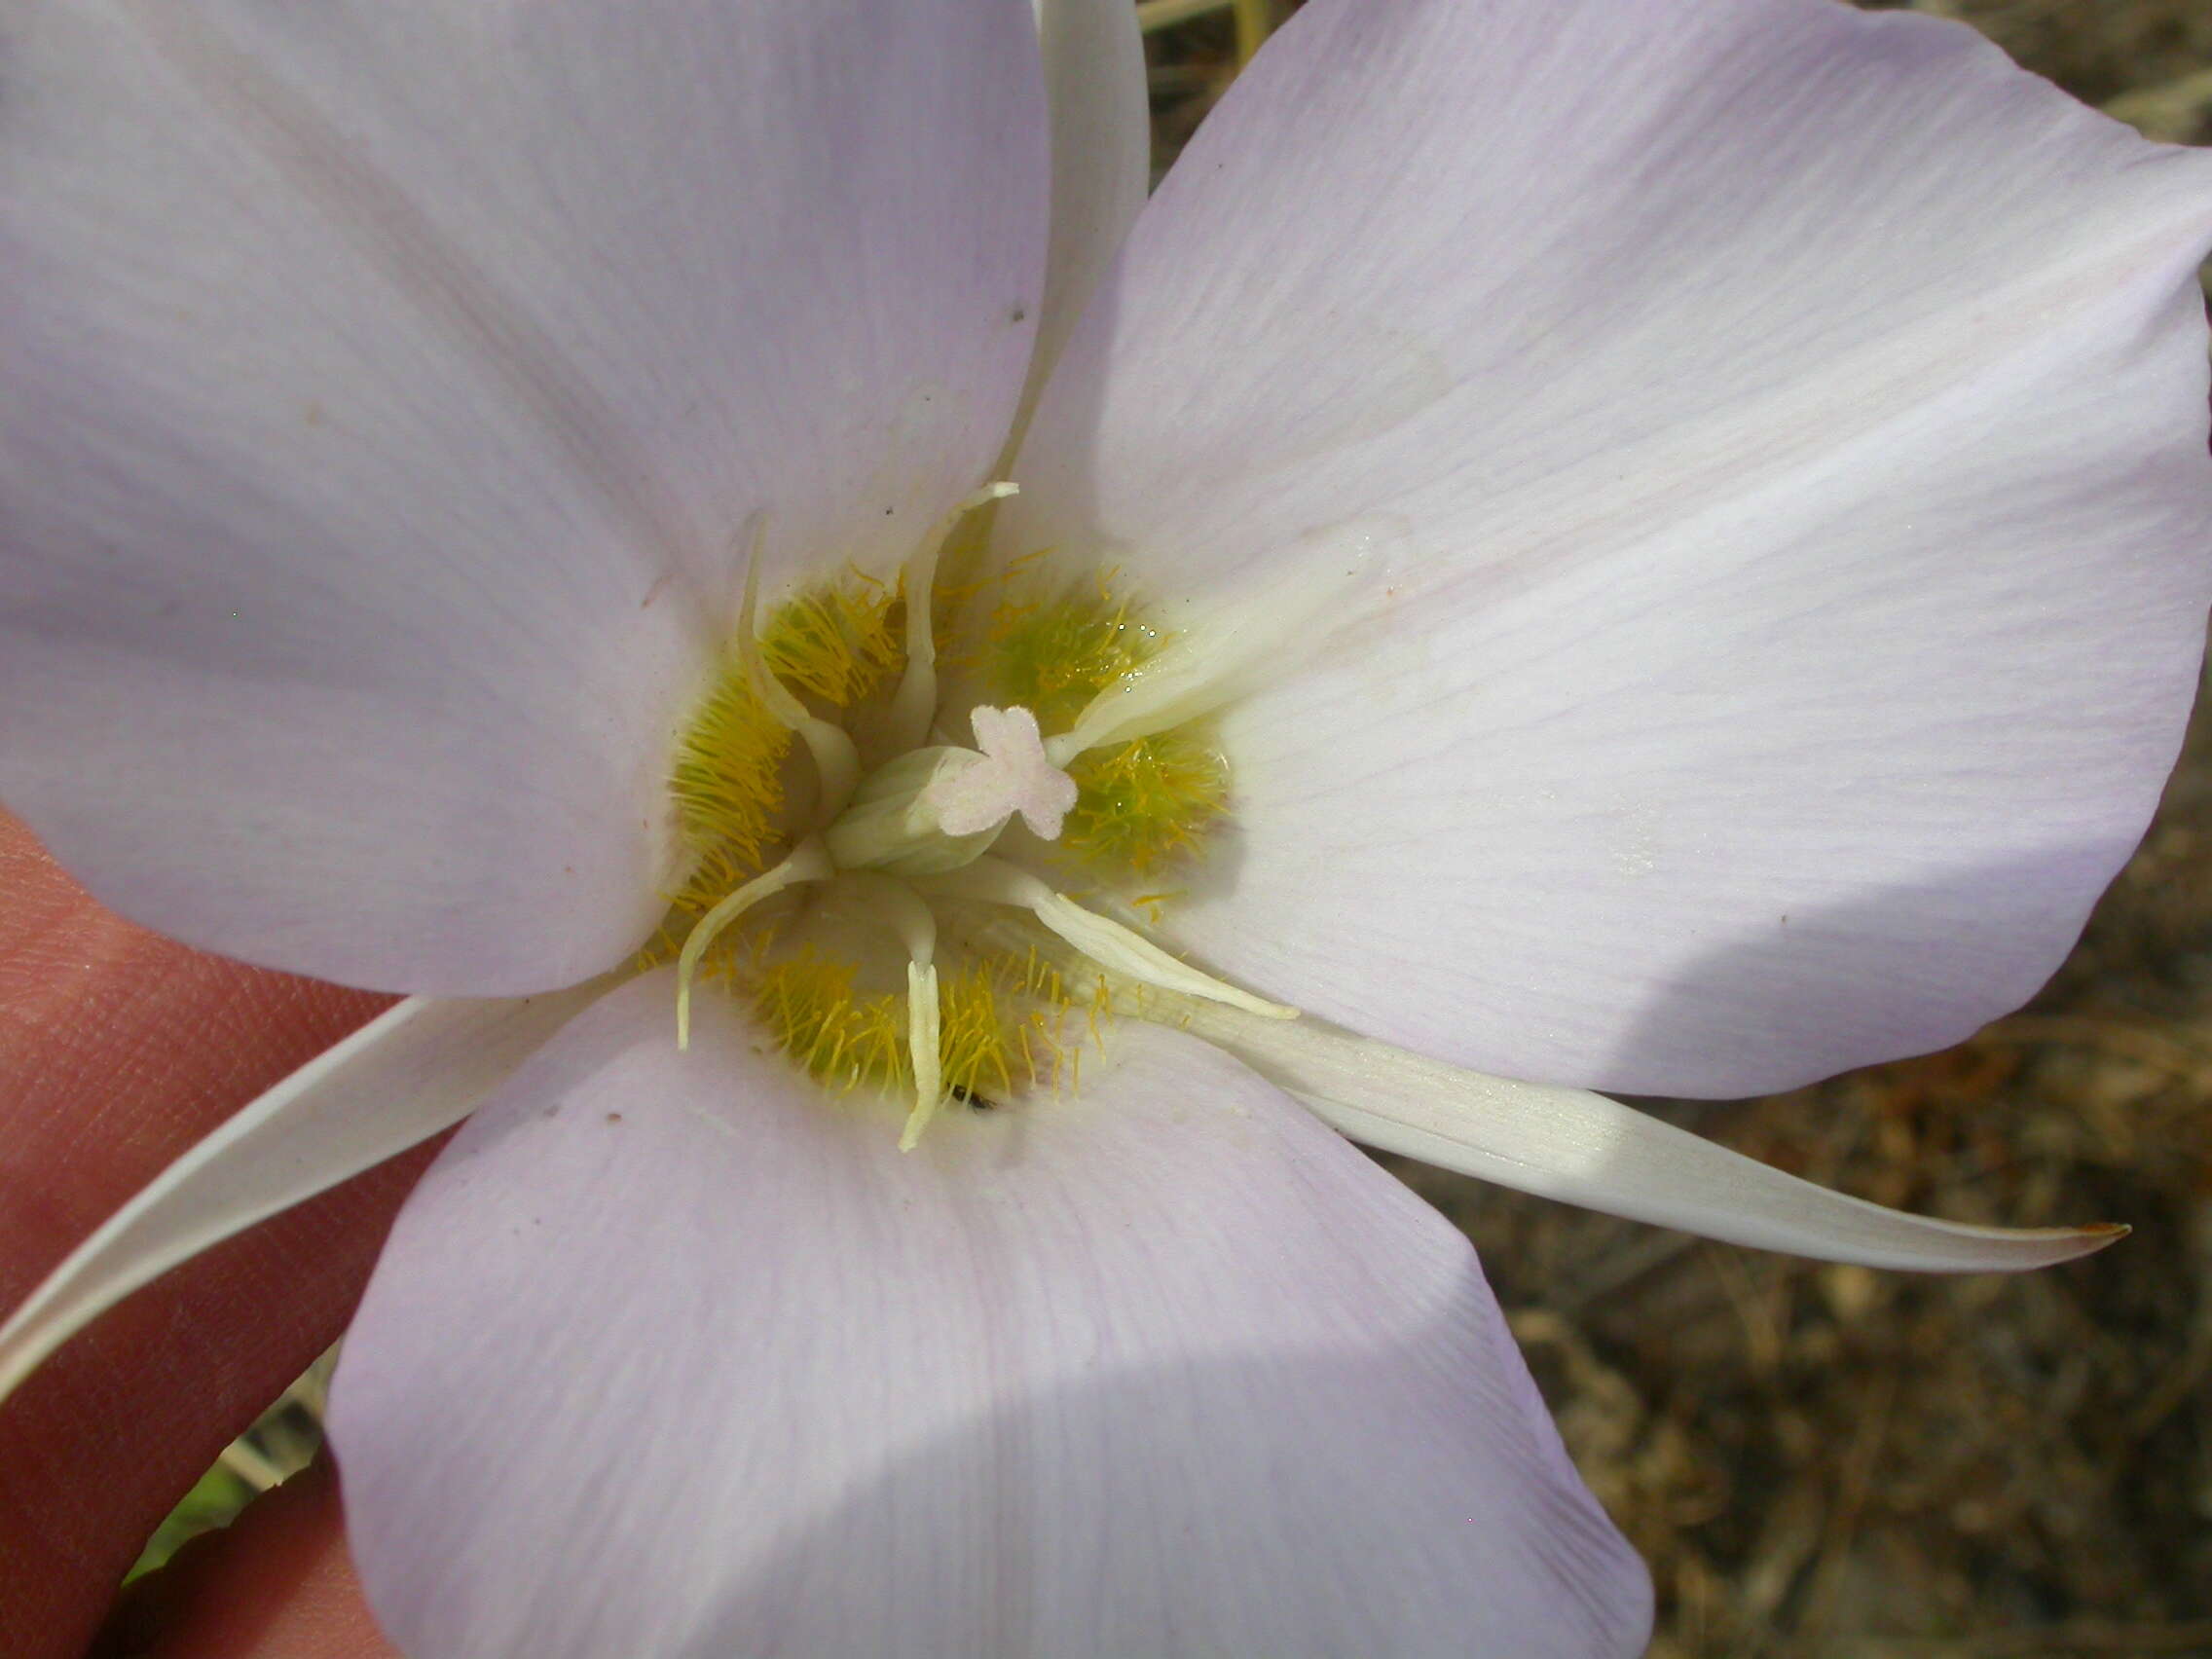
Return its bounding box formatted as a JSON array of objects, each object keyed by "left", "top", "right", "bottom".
[
  {"left": 736, "top": 517, "right": 862, "bottom": 817},
  {"left": 667, "top": 506, "right": 1301, "bottom": 1140},
  {"left": 919, "top": 857, "right": 1299, "bottom": 1020},
  {"left": 887, "top": 481, "right": 1019, "bottom": 753},
  {"left": 676, "top": 837, "right": 833, "bottom": 1049},
  {"left": 836, "top": 871, "right": 951, "bottom": 1148},
  {"left": 902, "top": 959, "right": 943, "bottom": 1152},
  {"left": 842, "top": 869, "right": 940, "bottom": 967},
  {"left": 1043, "top": 517, "right": 1397, "bottom": 765}
]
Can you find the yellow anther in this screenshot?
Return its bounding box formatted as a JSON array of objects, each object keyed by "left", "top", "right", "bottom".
[
  {"left": 736, "top": 522, "right": 862, "bottom": 818},
  {"left": 900, "top": 960, "right": 943, "bottom": 1152},
  {"left": 888, "top": 482, "right": 1019, "bottom": 752}
]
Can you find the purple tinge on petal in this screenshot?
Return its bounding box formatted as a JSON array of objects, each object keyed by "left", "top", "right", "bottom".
[
  {"left": 0, "top": 0, "right": 1048, "bottom": 997},
  {"left": 328, "top": 973, "right": 1652, "bottom": 1659},
  {"left": 1009, "top": 0, "right": 2212, "bottom": 1097}
]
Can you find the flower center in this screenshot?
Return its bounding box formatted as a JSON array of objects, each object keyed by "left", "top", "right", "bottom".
[{"left": 656, "top": 484, "right": 1292, "bottom": 1147}]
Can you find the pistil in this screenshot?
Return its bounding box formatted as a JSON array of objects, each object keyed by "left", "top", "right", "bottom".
[{"left": 823, "top": 705, "right": 1076, "bottom": 876}]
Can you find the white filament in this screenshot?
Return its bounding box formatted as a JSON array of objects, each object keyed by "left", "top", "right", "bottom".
[
  {"left": 736, "top": 516, "right": 862, "bottom": 818},
  {"left": 888, "top": 481, "right": 1020, "bottom": 753},
  {"left": 837, "top": 872, "right": 951, "bottom": 1149},
  {"left": 902, "top": 959, "right": 944, "bottom": 1153},
  {"left": 921, "top": 857, "right": 1297, "bottom": 1020},
  {"left": 676, "top": 838, "right": 834, "bottom": 1050}
]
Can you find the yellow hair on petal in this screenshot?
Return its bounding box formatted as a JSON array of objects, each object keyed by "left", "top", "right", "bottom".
[
  {"left": 745, "top": 949, "right": 1079, "bottom": 1105},
  {"left": 669, "top": 659, "right": 790, "bottom": 903},
  {"left": 758, "top": 574, "right": 903, "bottom": 708},
  {"left": 986, "top": 568, "right": 1228, "bottom": 882},
  {"left": 665, "top": 571, "right": 915, "bottom": 926},
  {"left": 937, "top": 963, "right": 1018, "bottom": 1105},
  {"left": 1062, "top": 727, "right": 1229, "bottom": 876},
  {"left": 987, "top": 573, "right": 1164, "bottom": 733},
  {"left": 752, "top": 953, "right": 907, "bottom": 1092}
]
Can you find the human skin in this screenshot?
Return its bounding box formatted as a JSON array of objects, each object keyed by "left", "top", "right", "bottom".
[{"left": 0, "top": 809, "right": 402, "bottom": 1658}]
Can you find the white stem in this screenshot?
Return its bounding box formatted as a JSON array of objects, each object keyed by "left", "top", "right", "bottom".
[
  {"left": 676, "top": 838, "right": 833, "bottom": 1048},
  {"left": 921, "top": 857, "right": 1297, "bottom": 1020},
  {"left": 0, "top": 979, "right": 612, "bottom": 1406},
  {"left": 836, "top": 872, "right": 946, "bottom": 1150},
  {"left": 887, "top": 481, "right": 1019, "bottom": 752}
]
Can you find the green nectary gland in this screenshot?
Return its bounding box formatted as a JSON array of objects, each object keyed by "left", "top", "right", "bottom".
[{"left": 986, "top": 584, "right": 1228, "bottom": 877}]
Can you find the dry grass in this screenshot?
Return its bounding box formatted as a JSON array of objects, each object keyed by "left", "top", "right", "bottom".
[{"left": 1417, "top": 685, "right": 2212, "bottom": 1658}]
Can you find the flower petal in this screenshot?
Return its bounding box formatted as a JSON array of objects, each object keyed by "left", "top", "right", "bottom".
[
  {"left": 0, "top": 0, "right": 1048, "bottom": 995},
  {"left": 1173, "top": 1001, "right": 2125, "bottom": 1273},
  {"left": 327, "top": 972, "right": 1651, "bottom": 1659},
  {"left": 1018, "top": 0, "right": 1152, "bottom": 433},
  {"left": 1007, "top": 0, "right": 2212, "bottom": 1094},
  {"left": 0, "top": 980, "right": 607, "bottom": 1407}
]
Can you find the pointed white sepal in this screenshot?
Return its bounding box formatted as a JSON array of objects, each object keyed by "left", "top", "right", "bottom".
[
  {"left": 1018, "top": 0, "right": 1150, "bottom": 436},
  {"left": 1172, "top": 1003, "right": 2124, "bottom": 1273},
  {"left": 0, "top": 978, "right": 612, "bottom": 1406}
]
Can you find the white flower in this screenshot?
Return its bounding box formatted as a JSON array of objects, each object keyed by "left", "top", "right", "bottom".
[{"left": 3, "top": 0, "right": 2210, "bottom": 1654}]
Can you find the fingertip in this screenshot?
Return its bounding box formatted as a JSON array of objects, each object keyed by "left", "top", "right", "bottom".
[{"left": 96, "top": 1460, "right": 396, "bottom": 1659}]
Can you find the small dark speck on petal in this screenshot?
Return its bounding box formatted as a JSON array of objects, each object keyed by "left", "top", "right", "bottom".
[
  {"left": 606, "top": 1112, "right": 623, "bottom": 1124},
  {"left": 1009, "top": 304, "right": 1027, "bottom": 324}
]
